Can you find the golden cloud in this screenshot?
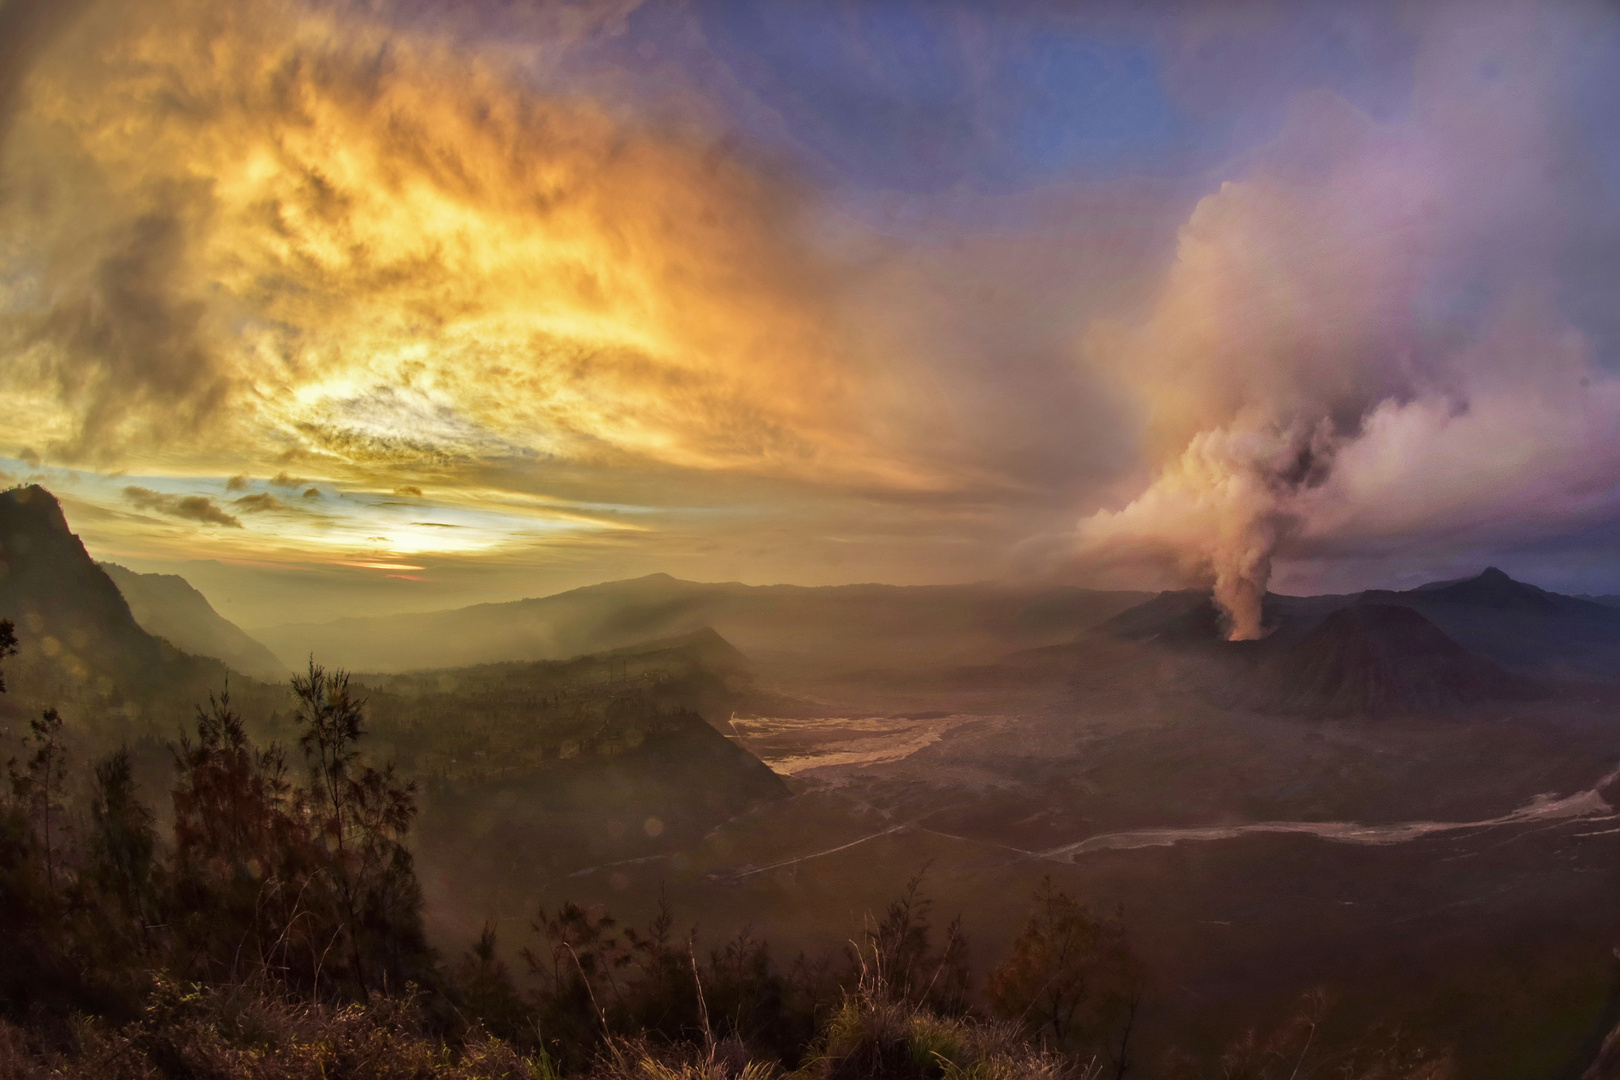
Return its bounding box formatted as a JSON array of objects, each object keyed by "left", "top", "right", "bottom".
[{"left": 0, "top": 0, "right": 915, "bottom": 489}]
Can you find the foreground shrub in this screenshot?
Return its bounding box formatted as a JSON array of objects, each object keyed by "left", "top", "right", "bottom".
[
  {"left": 0, "top": 978, "right": 554, "bottom": 1080},
  {"left": 1159, "top": 988, "right": 1454, "bottom": 1080},
  {"left": 587, "top": 1036, "right": 775, "bottom": 1080},
  {"left": 798, "top": 974, "right": 1094, "bottom": 1080}
]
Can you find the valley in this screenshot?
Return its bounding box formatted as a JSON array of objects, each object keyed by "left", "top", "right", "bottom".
[{"left": 7, "top": 483, "right": 1620, "bottom": 1074}]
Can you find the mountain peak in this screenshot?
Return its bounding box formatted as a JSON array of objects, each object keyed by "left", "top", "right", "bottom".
[
  {"left": 0, "top": 484, "right": 175, "bottom": 683},
  {"left": 1, "top": 484, "right": 70, "bottom": 534},
  {"left": 1259, "top": 603, "right": 1540, "bottom": 715},
  {"left": 1419, "top": 565, "right": 1558, "bottom": 613}
]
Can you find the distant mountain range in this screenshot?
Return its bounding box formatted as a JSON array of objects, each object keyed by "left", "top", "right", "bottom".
[
  {"left": 99, "top": 563, "right": 289, "bottom": 681},
  {"left": 1084, "top": 566, "right": 1620, "bottom": 716},
  {"left": 10, "top": 480, "right": 1620, "bottom": 730},
  {"left": 251, "top": 574, "right": 1152, "bottom": 676},
  {"left": 1101, "top": 566, "right": 1620, "bottom": 681}
]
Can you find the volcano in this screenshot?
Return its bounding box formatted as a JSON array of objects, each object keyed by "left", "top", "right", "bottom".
[{"left": 1256, "top": 604, "right": 1542, "bottom": 716}]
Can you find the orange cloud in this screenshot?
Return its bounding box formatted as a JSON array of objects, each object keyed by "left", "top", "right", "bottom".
[{"left": 0, "top": 0, "right": 918, "bottom": 491}]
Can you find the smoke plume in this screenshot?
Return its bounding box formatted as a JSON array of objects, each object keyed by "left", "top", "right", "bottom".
[{"left": 1076, "top": 5, "right": 1620, "bottom": 639}]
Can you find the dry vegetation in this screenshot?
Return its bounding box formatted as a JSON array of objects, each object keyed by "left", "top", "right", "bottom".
[{"left": 0, "top": 621, "right": 1458, "bottom": 1078}]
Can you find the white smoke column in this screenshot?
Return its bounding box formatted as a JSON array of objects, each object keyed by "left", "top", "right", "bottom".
[
  {"left": 1076, "top": 89, "right": 1441, "bottom": 637},
  {"left": 1083, "top": 417, "right": 1337, "bottom": 639}
]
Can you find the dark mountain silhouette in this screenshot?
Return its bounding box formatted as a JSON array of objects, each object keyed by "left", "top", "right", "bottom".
[
  {"left": 1097, "top": 589, "right": 1227, "bottom": 645},
  {"left": 1410, "top": 566, "right": 1556, "bottom": 607},
  {"left": 1359, "top": 568, "right": 1620, "bottom": 677},
  {"left": 0, "top": 485, "right": 164, "bottom": 672},
  {"left": 1256, "top": 604, "right": 1543, "bottom": 716},
  {"left": 0, "top": 484, "right": 235, "bottom": 727},
  {"left": 100, "top": 562, "right": 289, "bottom": 681},
  {"left": 253, "top": 574, "right": 1150, "bottom": 676}
]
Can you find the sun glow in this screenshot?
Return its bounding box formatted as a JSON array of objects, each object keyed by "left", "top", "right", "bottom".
[{"left": 0, "top": 0, "right": 901, "bottom": 492}]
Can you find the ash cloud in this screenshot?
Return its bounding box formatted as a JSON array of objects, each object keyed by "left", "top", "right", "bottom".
[{"left": 1075, "top": 3, "right": 1620, "bottom": 638}]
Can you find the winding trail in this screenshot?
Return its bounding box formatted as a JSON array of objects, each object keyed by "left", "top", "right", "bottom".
[
  {"left": 717, "top": 824, "right": 914, "bottom": 879},
  {"left": 703, "top": 762, "right": 1620, "bottom": 880},
  {"left": 1039, "top": 761, "right": 1620, "bottom": 860}
]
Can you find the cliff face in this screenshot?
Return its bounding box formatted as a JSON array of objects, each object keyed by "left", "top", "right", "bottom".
[
  {"left": 0, "top": 485, "right": 164, "bottom": 681},
  {"left": 0, "top": 485, "right": 236, "bottom": 730}
]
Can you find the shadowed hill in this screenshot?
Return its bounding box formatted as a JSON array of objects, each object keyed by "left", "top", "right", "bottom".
[
  {"left": 1256, "top": 604, "right": 1544, "bottom": 716},
  {"left": 100, "top": 562, "right": 289, "bottom": 681},
  {"left": 253, "top": 574, "right": 1150, "bottom": 677},
  {"left": 417, "top": 704, "right": 792, "bottom": 934},
  {"left": 363, "top": 627, "right": 795, "bottom": 937},
  {"left": 0, "top": 486, "right": 243, "bottom": 734},
  {"left": 1097, "top": 588, "right": 1227, "bottom": 644},
  {"left": 1368, "top": 568, "right": 1620, "bottom": 676},
  {"left": 0, "top": 485, "right": 164, "bottom": 677},
  {"left": 354, "top": 626, "right": 795, "bottom": 754}
]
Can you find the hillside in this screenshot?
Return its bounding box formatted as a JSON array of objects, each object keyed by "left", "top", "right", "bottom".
[
  {"left": 1377, "top": 568, "right": 1620, "bottom": 676},
  {"left": 100, "top": 562, "right": 289, "bottom": 680},
  {"left": 352, "top": 627, "right": 796, "bottom": 939},
  {"left": 0, "top": 485, "right": 236, "bottom": 732},
  {"left": 253, "top": 574, "right": 1150, "bottom": 677},
  {"left": 354, "top": 626, "right": 796, "bottom": 772},
  {"left": 0, "top": 486, "right": 164, "bottom": 676},
  {"left": 1256, "top": 604, "right": 1543, "bottom": 716}
]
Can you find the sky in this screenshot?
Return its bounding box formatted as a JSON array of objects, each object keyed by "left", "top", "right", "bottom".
[{"left": 2, "top": 0, "right": 1620, "bottom": 632}]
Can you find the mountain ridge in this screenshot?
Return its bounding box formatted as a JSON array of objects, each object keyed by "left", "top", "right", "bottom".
[
  {"left": 100, "top": 562, "right": 289, "bottom": 680},
  {"left": 0, "top": 485, "right": 240, "bottom": 728},
  {"left": 250, "top": 573, "right": 1152, "bottom": 676}
]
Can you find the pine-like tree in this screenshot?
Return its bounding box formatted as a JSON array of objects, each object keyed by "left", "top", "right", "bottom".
[
  {"left": 88, "top": 747, "right": 158, "bottom": 926},
  {"left": 292, "top": 660, "right": 429, "bottom": 995}
]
